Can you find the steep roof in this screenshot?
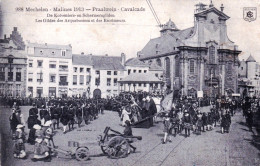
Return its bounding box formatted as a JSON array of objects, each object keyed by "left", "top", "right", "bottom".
[
  {"left": 246, "top": 55, "right": 256, "bottom": 62},
  {"left": 125, "top": 58, "right": 149, "bottom": 67},
  {"left": 119, "top": 73, "right": 162, "bottom": 83},
  {"left": 72, "top": 54, "right": 125, "bottom": 70},
  {"left": 72, "top": 54, "right": 93, "bottom": 66},
  {"left": 140, "top": 27, "right": 194, "bottom": 59},
  {"left": 91, "top": 55, "right": 125, "bottom": 70},
  {"left": 27, "top": 43, "right": 72, "bottom": 50}
]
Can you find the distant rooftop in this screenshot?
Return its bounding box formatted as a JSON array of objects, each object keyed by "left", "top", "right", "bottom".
[
  {"left": 125, "top": 58, "right": 149, "bottom": 67},
  {"left": 246, "top": 55, "right": 256, "bottom": 62},
  {"left": 119, "top": 73, "right": 162, "bottom": 83},
  {"left": 27, "top": 42, "right": 72, "bottom": 50},
  {"left": 72, "top": 54, "right": 125, "bottom": 70}
]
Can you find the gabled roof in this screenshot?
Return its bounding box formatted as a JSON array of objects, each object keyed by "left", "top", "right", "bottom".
[
  {"left": 125, "top": 58, "right": 149, "bottom": 67},
  {"left": 119, "top": 73, "right": 162, "bottom": 83},
  {"left": 27, "top": 43, "right": 72, "bottom": 50},
  {"left": 246, "top": 55, "right": 256, "bottom": 62},
  {"left": 194, "top": 7, "right": 230, "bottom": 20}
]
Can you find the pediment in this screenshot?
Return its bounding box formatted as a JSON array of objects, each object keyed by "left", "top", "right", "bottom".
[{"left": 195, "top": 7, "right": 230, "bottom": 20}]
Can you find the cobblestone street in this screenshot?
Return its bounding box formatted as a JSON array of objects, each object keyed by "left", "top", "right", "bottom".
[{"left": 1, "top": 106, "right": 259, "bottom": 166}]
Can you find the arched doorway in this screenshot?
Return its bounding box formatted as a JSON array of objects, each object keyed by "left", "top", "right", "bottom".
[{"left": 93, "top": 89, "right": 101, "bottom": 99}]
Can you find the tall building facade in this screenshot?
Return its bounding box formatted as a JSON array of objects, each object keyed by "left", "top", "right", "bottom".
[
  {"left": 0, "top": 42, "right": 27, "bottom": 97},
  {"left": 238, "top": 55, "right": 260, "bottom": 97},
  {"left": 0, "top": 27, "right": 27, "bottom": 97},
  {"left": 26, "top": 43, "right": 73, "bottom": 98},
  {"left": 138, "top": 2, "right": 241, "bottom": 97}
]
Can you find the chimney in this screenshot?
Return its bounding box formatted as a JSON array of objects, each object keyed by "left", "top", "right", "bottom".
[
  {"left": 121, "top": 53, "right": 126, "bottom": 65},
  {"left": 81, "top": 52, "right": 84, "bottom": 55},
  {"left": 4, "top": 35, "right": 6, "bottom": 39},
  {"left": 14, "top": 27, "right": 17, "bottom": 31},
  {"left": 45, "top": 43, "right": 47, "bottom": 46},
  {"left": 105, "top": 54, "right": 108, "bottom": 56},
  {"left": 220, "top": 4, "right": 224, "bottom": 12}
]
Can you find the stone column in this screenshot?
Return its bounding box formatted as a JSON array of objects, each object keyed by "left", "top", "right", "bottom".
[
  {"left": 184, "top": 57, "right": 188, "bottom": 95},
  {"left": 200, "top": 58, "right": 205, "bottom": 91},
  {"left": 222, "top": 64, "right": 225, "bottom": 96}
]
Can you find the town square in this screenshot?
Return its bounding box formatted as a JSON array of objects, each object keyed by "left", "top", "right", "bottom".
[{"left": 0, "top": 0, "right": 259, "bottom": 165}]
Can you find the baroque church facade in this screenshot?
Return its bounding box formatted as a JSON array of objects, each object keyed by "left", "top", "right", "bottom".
[{"left": 138, "top": 3, "right": 241, "bottom": 98}]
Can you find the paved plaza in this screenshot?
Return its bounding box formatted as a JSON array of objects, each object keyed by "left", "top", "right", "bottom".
[{"left": 1, "top": 106, "right": 259, "bottom": 166}]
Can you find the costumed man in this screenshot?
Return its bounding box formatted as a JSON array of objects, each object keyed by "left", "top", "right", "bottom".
[
  {"left": 13, "top": 124, "right": 26, "bottom": 159},
  {"left": 196, "top": 111, "right": 203, "bottom": 135},
  {"left": 83, "top": 103, "right": 90, "bottom": 125},
  {"left": 60, "top": 103, "right": 69, "bottom": 134},
  {"left": 27, "top": 110, "right": 41, "bottom": 145},
  {"left": 75, "top": 104, "right": 83, "bottom": 128},
  {"left": 182, "top": 110, "right": 192, "bottom": 137},
  {"left": 162, "top": 109, "right": 173, "bottom": 144},
  {"left": 68, "top": 105, "right": 75, "bottom": 131},
  {"left": 9, "top": 108, "right": 21, "bottom": 135},
  {"left": 146, "top": 95, "right": 157, "bottom": 127}
]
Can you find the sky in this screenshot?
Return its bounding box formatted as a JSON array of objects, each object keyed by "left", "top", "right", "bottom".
[{"left": 0, "top": 0, "right": 260, "bottom": 62}]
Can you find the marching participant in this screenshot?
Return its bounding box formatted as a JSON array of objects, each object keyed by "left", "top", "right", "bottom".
[{"left": 182, "top": 110, "right": 192, "bottom": 137}]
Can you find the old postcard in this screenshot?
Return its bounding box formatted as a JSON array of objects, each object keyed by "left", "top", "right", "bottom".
[{"left": 0, "top": 0, "right": 259, "bottom": 166}]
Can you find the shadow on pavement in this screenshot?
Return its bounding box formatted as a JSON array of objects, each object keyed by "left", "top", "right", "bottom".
[
  {"left": 240, "top": 128, "right": 250, "bottom": 132},
  {"left": 244, "top": 135, "right": 260, "bottom": 151},
  {"left": 237, "top": 121, "right": 247, "bottom": 127}
]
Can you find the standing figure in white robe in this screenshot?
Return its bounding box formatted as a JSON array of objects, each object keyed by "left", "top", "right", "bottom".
[{"left": 121, "top": 106, "right": 131, "bottom": 126}]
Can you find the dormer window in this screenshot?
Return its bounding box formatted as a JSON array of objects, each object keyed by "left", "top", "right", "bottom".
[{"left": 61, "top": 50, "right": 66, "bottom": 56}]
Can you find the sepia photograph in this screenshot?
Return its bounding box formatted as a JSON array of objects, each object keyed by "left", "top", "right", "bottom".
[{"left": 0, "top": 0, "right": 259, "bottom": 165}]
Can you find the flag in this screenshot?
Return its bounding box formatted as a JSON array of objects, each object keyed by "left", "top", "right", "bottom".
[{"left": 161, "top": 92, "right": 173, "bottom": 112}]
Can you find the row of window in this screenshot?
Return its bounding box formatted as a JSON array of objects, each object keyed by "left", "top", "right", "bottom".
[
  {"left": 74, "top": 67, "right": 91, "bottom": 73},
  {"left": 106, "top": 78, "right": 118, "bottom": 86},
  {"left": 0, "top": 72, "right": 21, "bottom": 81},
  {"left": 73, "top": 75, "right": 91, "bottom": 85},
  {"left": 120, "top": 83, "right": 159, "bottom": 87},
  {"left": 127, "top": 69, "right": 147, "bottom": 75},
  {"left": 29, "top": 61, "right": 69, "bottom": 71}
]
